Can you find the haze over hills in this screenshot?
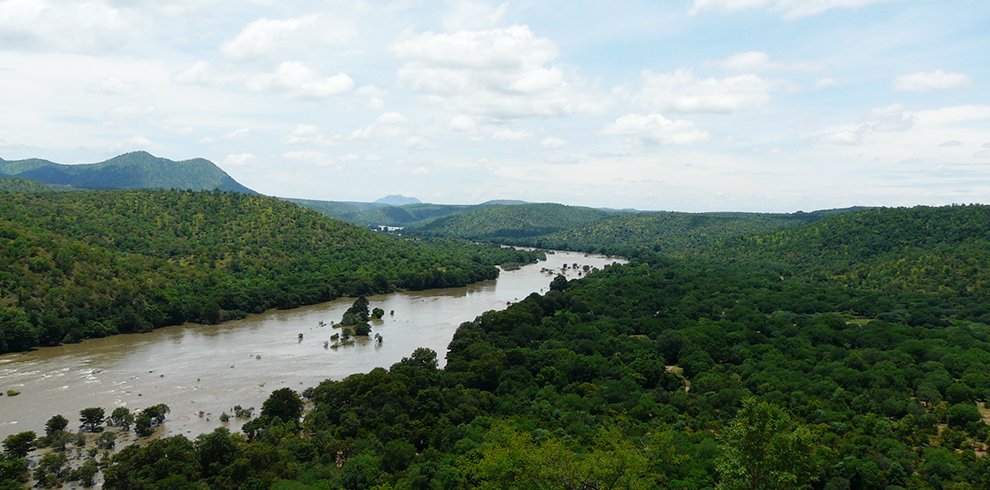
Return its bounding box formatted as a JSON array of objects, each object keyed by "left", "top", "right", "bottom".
[
  {"left": 375, "top": 194, "right": 422, "bottom": 206},
  {"left": 0, "top": 151, "right": 256, "bottom": 194}
]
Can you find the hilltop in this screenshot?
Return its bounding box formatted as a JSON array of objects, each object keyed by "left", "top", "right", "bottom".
[{"left": 0, "top": 151, "right": 255, "bottom": 193}]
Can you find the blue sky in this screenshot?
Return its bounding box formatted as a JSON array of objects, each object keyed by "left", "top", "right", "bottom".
[{"left": 1, "top": 0, "right": 988, "bottom": 211}]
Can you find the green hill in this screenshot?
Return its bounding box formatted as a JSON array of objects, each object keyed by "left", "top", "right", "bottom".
[
  {"left": 288, "top": 198, "right": 474, "bottom": 228},
  {"left": 698, "top": 205, "right": 990, "bottom": 310},
  {"left": 0, "top": 151, "right": 255, "bottom": 193},
  {"left": 0, "top": 189, "right": 541, "bottom": 353},
  {"left": 406, "top": 203, "right": 610, "bottom": 240},
  {"left": 509, "top": 210, "right": 824, "bottom": 256}
]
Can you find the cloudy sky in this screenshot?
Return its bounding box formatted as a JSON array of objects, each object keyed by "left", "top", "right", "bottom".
[{"left": 1, "top": 0, "right": 988, "bottom": 211}]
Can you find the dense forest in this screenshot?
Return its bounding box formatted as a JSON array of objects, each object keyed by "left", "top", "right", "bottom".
[
  {"left": 5, "top": 204, "right": 989, "bottom": 488},
  {"left": 0, "top": 189, "right": 542, "bottom": 353},
  {"left": 406, "top": 203, "right": 610, "bottom": 240}
]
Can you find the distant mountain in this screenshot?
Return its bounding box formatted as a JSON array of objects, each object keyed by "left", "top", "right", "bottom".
[
  {"left": 0, "top": 151, "right": 255, "bottom": 194},
  {"left": 375, "top": 194, "right": 421, "bottom": 206}
]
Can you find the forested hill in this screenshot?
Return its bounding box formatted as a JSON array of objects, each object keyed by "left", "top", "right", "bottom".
[
  {"left": 0, "top": 189, "right": 542, "bottom": 353},
  {"left": 0, "top": 151, "right": 255, "bottom": 193},
  {"left": 505, "top": 210, "right": 827, "bottom": 257},
  {"left": 405, "top": 202, "right": 609, "bottom": 240},
  {"left": 698, "top": 205, "right": 990, "bottom": 302},
  {"left": 287, "top": 198, "right": 473, "bottom": 228},
  {"left": 93, "top": 204, "right": 990, "bottom": 488}
]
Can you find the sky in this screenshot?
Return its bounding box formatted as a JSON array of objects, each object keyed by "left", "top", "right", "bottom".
[{"left": 1, "top": 0, "right": 988, "bottom": 212}]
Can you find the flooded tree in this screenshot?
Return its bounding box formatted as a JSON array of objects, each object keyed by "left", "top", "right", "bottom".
[{"left": 79, "top": 407, "right": 106, "bottom": 432}]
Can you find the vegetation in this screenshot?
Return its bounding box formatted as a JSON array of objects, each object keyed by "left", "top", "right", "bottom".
[
  {"left": 0, "top": 189, "right": 542, "bottom": 353},
  {"left": 85, "top": 205, "right": 990, "bottom": 488},
  {"left": 0, "top": 151, "right": 255, "bottom": 193},
  {"left": 406, "top": 202, "right": 609, "bottom": 240},
  {"left": 511, "top": 209, "right": 841, "bottom": 257},
  {"left": 8, "top": 203, "right": 990, "bottom": 488},
  {"left": 289, "top": 198, "right": 475, "bottom": 228}
]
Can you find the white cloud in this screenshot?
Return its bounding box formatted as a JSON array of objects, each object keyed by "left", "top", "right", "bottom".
[
  {"left": 637, "top": 69, "right": 774, "bottom": 113},
  {"left": 172, "top": 61, "right": 225, "bottom": 86},
  {"left": 0, "top": 0, "right": 138, "bottom": 52},
  {"left": 376, "top": 112, "right": 408, "bottom": 125},
  {"left": 815, "top": 77, "right": 838, "bottom": 89},
  {"left": 198, "top": 137, "right": 215, "bottom": 145},
  {"left": 247, "top": 62, "right": 354, "bottom": 99},
  {"left": 89, "top": 76, "right": 138, "bottom": 94},
  {"left": 713, "top": 51, "right": 822, "bottom": 71},
  {"left": 450, "top": 115, "right": 477, "bottom": 132},
  {"left": 349, "top": 112, "right": 409, "bottom": 140},
  {"left": 105, "top": 105, "right": 157, "bottom": 122},
  {"left": 392, "top": 25, "right": 607, "bottom": 118},
  {"left": 226, "top": 128, "right": 252, "bottom": 140},
  {"left": 406, "top": 136, "right": 434, "bottom": 151},
  {"left": 491, "top": 128, "right": 532, "bottom": 141},
  {"left": 894, "top": 70, "right": 971, "bottom": 92},
  {"left": 915, "top": 105, "right": 990, "bottom": 125},
  {"left": 283, "top": 150, "right": 336, "bottom": 166},
  {"left": 222, "top": 14, "right": 358, "bottom": 61},
  {"left": 128, "top": 135, "right": 152, "bottom": 147},
  {"left": 282, "top": 124, "right": 339, "bottom": 146},
  {"left": 811, "top": 103, "right": 916, "bottom": 145},
  {"left": 222, "top": 153, "right": 257, "bottom": 167},
  {"left": 367, "top": 97, "right": 385, "bottom": 110},
  {"left": 691, "top": 0, "right": 887, "bottom": 19},
  {"left": 540, "top": 137, "right": 568, "bottom": 149},
  {"left": 442, "top": 1, "right": 509, "bottom": 31},
  {"left": 603, "top": 114, "right": 711, "bottom": 145}
]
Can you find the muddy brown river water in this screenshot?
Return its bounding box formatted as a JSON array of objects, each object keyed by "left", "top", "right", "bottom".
[{"left": 0, "top": 251, "right": 623, "bottom": 439}]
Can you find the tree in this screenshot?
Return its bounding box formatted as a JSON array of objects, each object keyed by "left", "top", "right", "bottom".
[
  {"left": 74, "top": 459, "right": 99, "bottom": 487},
  {"left": 195, "top": 428, "right": 241, "bottom": 478},
  {"left": 371, "top": 307, "right": 385, "bottom": 319},
  {"left": 109, "top": 407, "right": 134, "bottom": 430},
  {"left": 33, "top": 452, "right": 68, "bottom": 488},
  {"left": 946, "top": 403, "right": 981, "bottom": 428},
  {"left": 134, "top": 412, "right": 154, "bottom": 438},
  {"left": 79, "top": 407, "right": 106, "bottom": 432},
  {"left": 261, "top": 388, "right": 304, "bottom": 423},
  {"left": 2, "top": 431, "right": 35, "bottom": 459},
  {"left": 45, "top": 414, "right": 69, "bottom": 439},
  {"left": 549, "top": 274, "right": 569, "bottom": 291},
  {"left": 716, "top": 398, "right": 821, "bottom": 490}
]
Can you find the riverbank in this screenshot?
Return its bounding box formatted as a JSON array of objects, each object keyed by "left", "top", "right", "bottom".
[{"left": 0, "top": 251, "right": 624, "bottom": 440}]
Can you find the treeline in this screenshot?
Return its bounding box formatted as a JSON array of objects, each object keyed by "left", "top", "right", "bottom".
[
  {"left": 0, "top": 189, "right": 542, "bottom": 353},
  {"left": 84, "top": 205, "right": 990, "bottom": 488},
  {"left": 506, "top": 210, "right": 827, "bottom": 257}
]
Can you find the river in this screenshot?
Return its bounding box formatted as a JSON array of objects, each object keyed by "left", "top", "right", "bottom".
[{"left": 0, "top": 251, "right": 623, "bottom": 440}]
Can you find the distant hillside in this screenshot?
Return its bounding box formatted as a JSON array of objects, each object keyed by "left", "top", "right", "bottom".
[
  {"left": 375, "top": 194, "right": 421, "bottom": 206},
  {"left": 0, "top": 189, "right": 542, "bottom": 353},
  {"left": 406, "top": 203, "right": 609, "bottom": 240},
  {"left": 289, "top": 198, "right": 473, "bottom": 227},
  {"left": 0, "top": 176, "right": 78, "bottom": 192},
  {"left": 703, "top": 205, "right": 990, "bottom": 300},
  {"left": 509, "top": 210, "right": 825, "bottom": 257},
  {"left": 0, "top": 151, "right": 255, "bottom": 193}
]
